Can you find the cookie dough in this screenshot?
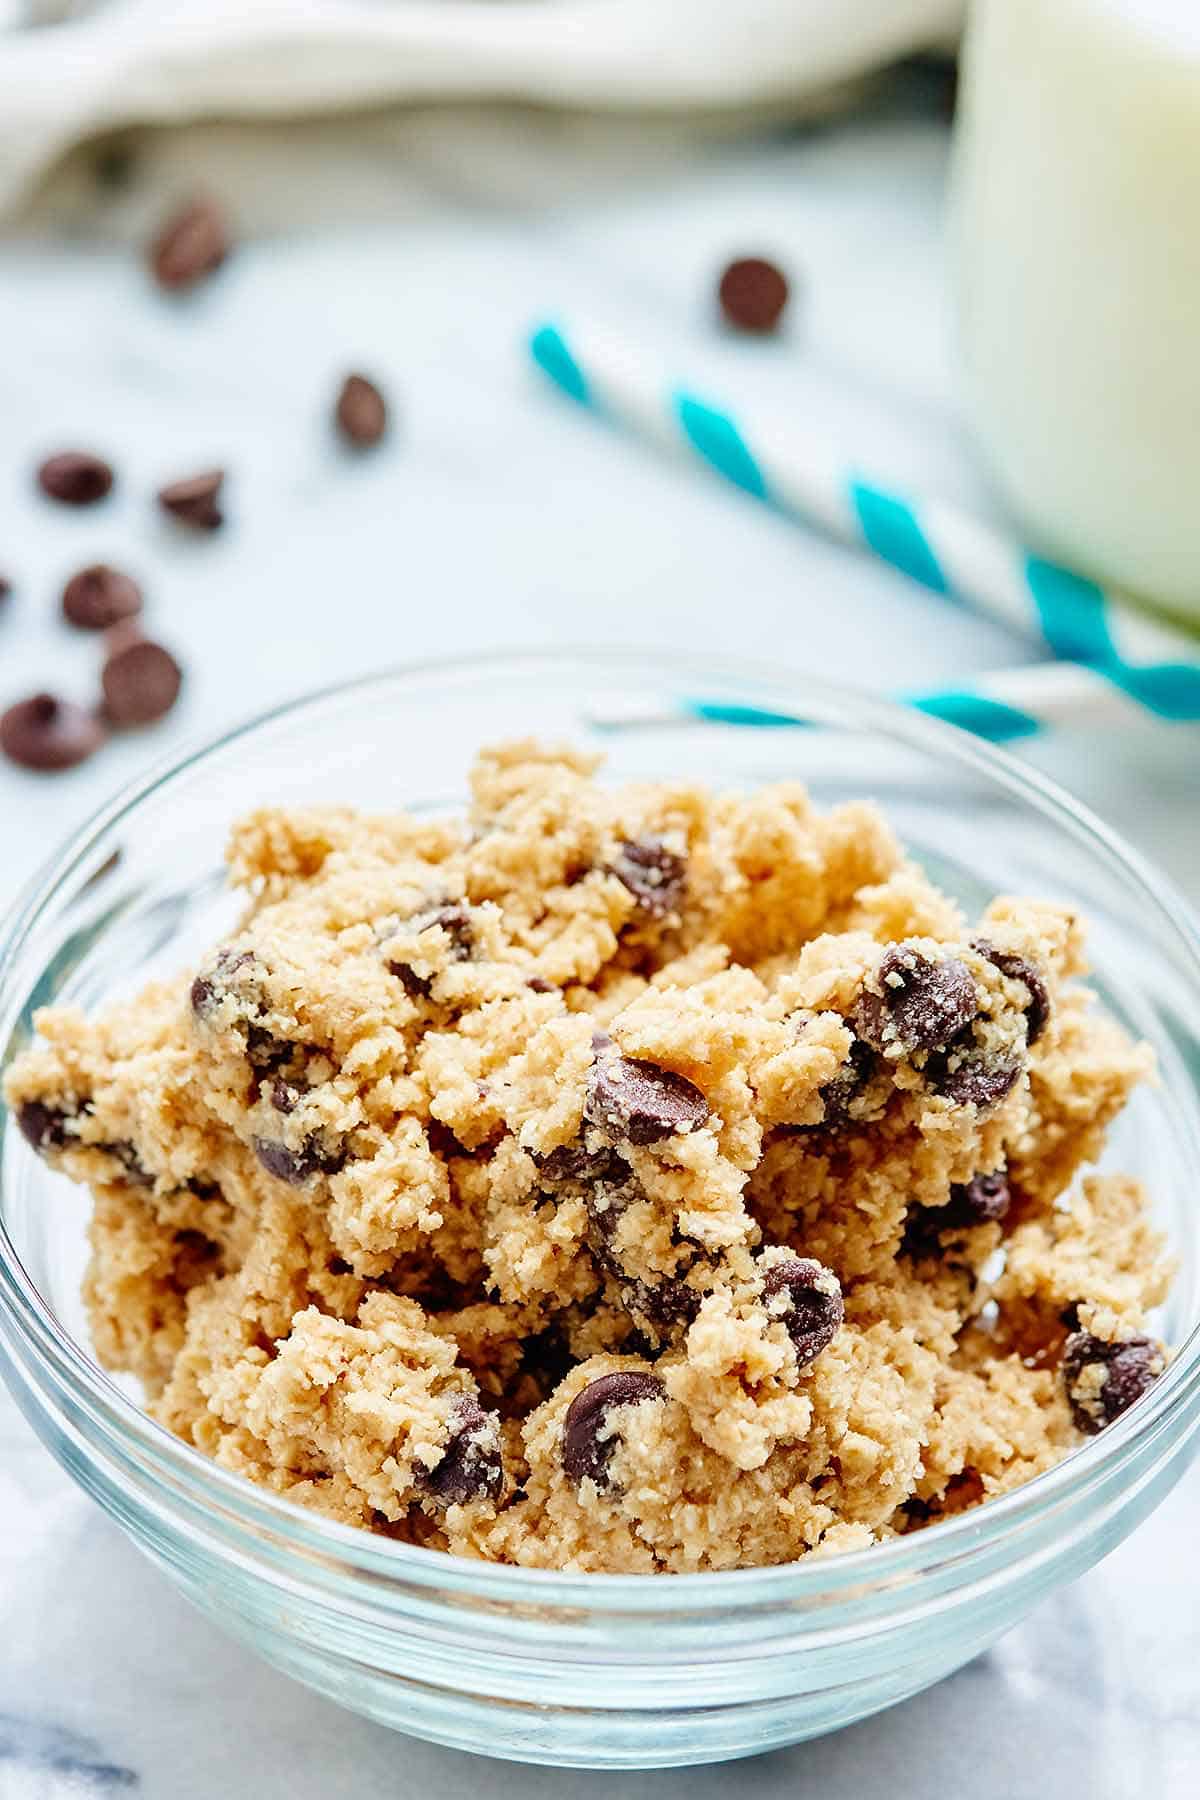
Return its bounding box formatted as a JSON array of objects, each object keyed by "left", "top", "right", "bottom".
[{"left": 6, "top": 741, "right": 1171, "bottom": 1571}]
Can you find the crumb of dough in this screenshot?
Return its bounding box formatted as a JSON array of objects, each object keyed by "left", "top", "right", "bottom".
[{"left": 5, "top": 742, "right": 1171, "bottom": 1570}]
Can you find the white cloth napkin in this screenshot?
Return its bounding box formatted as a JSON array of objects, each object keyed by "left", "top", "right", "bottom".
[{"left": 0, "top": 0, "right": 962, "bottom": 212}]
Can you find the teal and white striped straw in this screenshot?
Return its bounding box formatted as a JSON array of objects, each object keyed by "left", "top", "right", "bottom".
[
  {"left": 530, "top": 321, "right": 1200, "bottom": 730},
  {"left": 588, "top": 659, "right": 1171, "bottom": 745}
]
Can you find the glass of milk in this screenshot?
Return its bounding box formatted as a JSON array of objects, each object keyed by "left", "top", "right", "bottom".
[{"left": 952, "top": 0, "right": 1200, "bottom": 617}]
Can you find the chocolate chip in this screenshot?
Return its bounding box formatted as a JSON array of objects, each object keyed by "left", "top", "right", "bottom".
[
  {"left": 0, "top": 693, "right": 106, "bottom": 771},
  {"left": 157, "top": 469, "right": 224, "bottom": 531},
  {"left": 562, "top": 1370, "right": 665, "bottom": 1488},
  {"left": 1062, "top": 1331, "right": 1163, "bottom": 1434},
  {"left": 252, "top": 1135, "right": 345, "bottom": 1186},
  {"left": 386, "top": 904, "right": 473, "bottom": 994},
  {"left": 190, "top": 948, "right": 254, "bottom": 1020},
  {"left": 16, "top": 1100, "right": 72, "bottom": 1153},
  {"left": 244, "top": 1026, "right": 295, "bottom": 1073},
  {"left": 101, "top": 634, "right": 182, "bottom": 726},
  {"left": 972, "top": 940, "right": 1051, "bottom": 1045},
  {"left": 420, "top": 1395, "right": 503, "bottom": 1507},
  {"left": 62, "top": 564, "right": 143, "bottom": 631},
  {"left": 538, "top": 1142, "right": 632, "bottom": 1186},
  {"left": 933, "top": 1053, "right": 1020, "bottom": 1110},
  {"left": 854, "top": 944, "right": 978, "bottom": 1054},
  {"left": 421, "top": 904, "right": 473, "bottom": 958},
  {"left": 812, "top": 1036, "right": 876, "bottom": 1131},
  {"left": 150, "top": 196, "right": 230, "bottom": 291},
  {"left": 585, "top": 1040, "right": 708, "bottom": 1147},
  {"left": 388, "top": 962, "right": 431, "bottom": 1000},
  {"left": 37, "top": 452, "right": 114, "bottom": 507},
  {"left": 527, "top": 976, "right": 555, "bottom": 994},
  {"left": 270, "top": 1077, "right": 297, "bottom": 1114},
  {"left": 620, "top": 1271, "right": 702, "bottom": 1336},
  {"left": 717, "top": 256, "right": 790, "bottom": 333},
  {"left": 609, "top": 837, "right": 687, "bottom": 921},
  {"left": 0, "top": 575, "right": 11, "bottom": 602},
  {"left": 103, "top": 1139, "right": 154, "bottom": 1187},
  {"left": 761, "top": 1257, "right": 843, "bottom": 1367},
  {"left": 335, "top": 373, "right": 389, "bottom": 448},
  {"left": 904, "top": 1170, "right": 1011, "bottom": 1257}
]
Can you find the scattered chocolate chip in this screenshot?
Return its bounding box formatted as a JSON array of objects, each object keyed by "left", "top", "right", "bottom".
[
  {"left": 933, "top": 1052, "right": 1021, "bottom": 1110},
  {"left": 16, "top": 1100, "right": 72, "bottom": 1153},
  {"left": 252, "top": 1135, "right": 345, "bottom": 1186},
  {"left": 269, "top": 1077, "right": 297, "bottom": 1114},
  {"left": 420, "top": 1395, "right": 503, "bottom": 1507},
  {"left": 854, "top": 944, "right": 978, "bottom": 1054},
  {"left": 1062, "top": 1331, "right": 1164, "bottom": 1434},
  {"left": 585, "top": 1039, "right": 709, "bottom": 1147},
  {"left": 37, "top": 452, "right": 114, "bottom": 507},
  {"left": 61, "top": 564, "right": 143, "bottom": 631},
  {"left": 562, "top": 1370, "right": 665, "bottom": 1488},
  {"left": 526, "top": 976, "right": 555, "bottom": 994},
  {"left": 609, "top": 837, "right": 687, "bottom": 921},
  {"left": 157, "top": 468, "right": 224, "bottom": 531},
  {"left": 717, "top": 256, "right": 791, "bottom": 333},
  {"left": 904, "top": 1170, "right": 1011, "bottom": 1257},
  {"left": 101, "top": 633, "right": 182, "bottom": 727},
  {"left": 335, "top": 373, "right": 389, "bottom": 448},
  {"left": 972, "top": 940, "right": 1051, "bottom": 1045},
  {"left": 150, "top": 195, "right": 230, "bottom": 291},
  {"left": 761, "top": 1257, "right": 844, "bottom": 1367},
  {"left": 0, "top": 693, "right": 106, "bottom": 771}
]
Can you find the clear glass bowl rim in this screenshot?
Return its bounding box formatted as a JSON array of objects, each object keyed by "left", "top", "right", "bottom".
[{"left": 1, "top": 644, "right": 1198, "bottom": 1615}]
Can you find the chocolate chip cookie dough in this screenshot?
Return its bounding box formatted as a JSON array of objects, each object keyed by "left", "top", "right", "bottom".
[{"left": 6, "top": 742, "right": 1172, "bottom": 1571}]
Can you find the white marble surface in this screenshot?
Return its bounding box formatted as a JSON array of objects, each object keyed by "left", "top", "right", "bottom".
[{"left": 0, "top": 70, "right": 1197, "bottom": 1797}]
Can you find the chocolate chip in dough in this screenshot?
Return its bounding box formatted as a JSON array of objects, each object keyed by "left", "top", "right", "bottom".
[
  {"left": 717, "top": 256, "right": 790, "bottom": 333},
  {"left": 157, "top": 469, "right": 224, "bottom": 531},
  {"left": 101, "top": 632, "right": 182, "bottom": 726},
  {"left": 904, "top": 1170, "right": 1011, "bottom": 1257},
  {"left": 335, "top": 374, "right": 388, "bottom": 448},
  {"left": 585, "top": 1038, "right": 708, "bottom": 1147},
  {"left": 37, "top": 452, "right": 113, "bottom": 507},
  {"left": 150, "top": 195, "right": 230, "bottom": 291},
  {"left": 562, "top": 1370, "right": 665, "bottom": 1489},
  {"left": 252, "top": 1135, "right": 345, "bottom": 1186},
  {"left": 934, "top": 1052, "right": 1021, "bottom": 1110},
  {"left": 420, "top": 1396, "right": 503, "bottom": 1507},
  {"left": 1062, "top": 1331, "right": 1164, "bottom": 1433},
  {"left": 15, "top": 1100, "right": 73, "bottom": 1153},
  {"left": 0, "top": 693, "right": 106, "bottom": 771},
  {"left": 972, "top": 939, "right": 1051, "bottom": 1045},
  {"left": 854, "top": 944, "right": 978, "bottom": 1054},
  {"left": 62, "top": 564, "right": 143, "bottom": 631},
  {"left": 609, "top": 837, "right": 687, "bottom": 921},
  {"left": 761, "top": 1257, "right": 844, "bottom": 1367}
]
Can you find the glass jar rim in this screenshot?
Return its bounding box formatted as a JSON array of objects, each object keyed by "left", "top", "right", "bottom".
[{"left": 2, "top": 645, "right": 1199, "bottom": 1613}]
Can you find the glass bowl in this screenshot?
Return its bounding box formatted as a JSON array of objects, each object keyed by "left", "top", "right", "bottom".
[{"left": 1, "top": 650, "right": 1198, "bottom": 1771}]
